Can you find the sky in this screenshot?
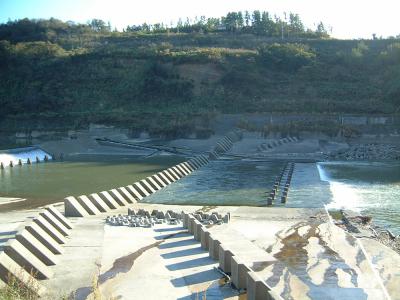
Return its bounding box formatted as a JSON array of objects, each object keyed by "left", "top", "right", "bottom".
[{"left": 0, "top": 0, "right": 399, "bottom": 39}]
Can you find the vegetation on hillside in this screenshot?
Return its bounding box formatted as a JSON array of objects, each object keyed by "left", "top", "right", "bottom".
[{"left": 0, "top": 13, "right": 399, "bottom": 135}]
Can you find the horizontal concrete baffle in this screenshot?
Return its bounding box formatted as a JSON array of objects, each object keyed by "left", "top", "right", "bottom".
[
  {"left": 126, "top": 185, "right": 144, "bottom": 201},
  {"left": 33, "top": 216, "right": 66, "bottom": 244},
  {"left": 77, "top": 195, "right": 102, "bottom": 215},
  {"left": 3, "top": 238, "right": 53, "bottom": 280},
  {"left": 65, "top": 196, "right": 90, "bottom": 217},
  {"left": 0, "top": 252, "right": 47, "bottom": 297},
  {"left": 109, "top": 189, "right": 130, "bottom": 206},
  {"left": 16, "top": 229, "right": 58, "bottom": 266},
  {"left": 45, "top": 206, "right": 73, "bottom": 230},
  {"left": 25, "top": 222, "right": 63, "bottom": 255},
  {"left": 118, "top": 186, "right": 137, "bottom": 203},
  {"left": 99, "top": 191, "right": 120, "bottom": 209},
  {"left": 89, "top": 193, "right": 112, "bottom": 212},
  {"left": 39, "top": 210, "right": 71, "bottom": 236},
  {"left": 133, "top": 182, "right": 151, "bottom": 197}
]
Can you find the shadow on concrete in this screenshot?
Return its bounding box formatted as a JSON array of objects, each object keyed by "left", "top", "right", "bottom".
[
  {"left": 159, "top": 237, "right": 195, "bottom": 249},
  {"left": 154, "top": 227, "right": 185, "bottom": 232},
  {"left": 161, "top": 246, "right": 203, "bottom": 259},
  {"left": 171, "top": 269, "right": 221, "bottom": 287},
  {"left": 166, "top": 257, "right": 215, "bottom": 271}
]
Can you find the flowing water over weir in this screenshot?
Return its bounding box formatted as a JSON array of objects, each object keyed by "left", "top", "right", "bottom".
[{"left": 318, "top": 161, "right": 400, "bottom": 235}]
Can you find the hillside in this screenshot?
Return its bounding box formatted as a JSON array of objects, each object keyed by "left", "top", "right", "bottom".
[{"left": 0, "top": 18, "right": 399, "bottom": 136}]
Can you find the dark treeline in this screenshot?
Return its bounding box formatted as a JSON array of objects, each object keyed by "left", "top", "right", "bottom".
[
  {"left": 125, "top": 11, "right": 329, "bottom": 38},
  {"left": 0, "top": 10, "right": 329, "bottom": 44},
  {"left": 0, "top": 14, "right": 399, "bottom": 135}
]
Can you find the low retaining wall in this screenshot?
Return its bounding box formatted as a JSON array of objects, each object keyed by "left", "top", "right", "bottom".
[{"left": 182, "top": 212, "right": 283, "bottom": 300}]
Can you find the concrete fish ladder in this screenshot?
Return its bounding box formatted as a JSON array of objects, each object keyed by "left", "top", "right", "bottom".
[
  {"left": 62, "top": 131, "right": 242, "bottom": 218},
  {"left": 0, "top": 205, "right": 73, "bottom": 296}
]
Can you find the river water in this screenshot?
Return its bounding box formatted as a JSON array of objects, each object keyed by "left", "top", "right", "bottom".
[
  {"left": 1, "top": 155, "right": 399, "bottom": 234},
  {"left": 0, "top": 155, "right": 184, "bottom": 210},
  {"left": 318, "top": 161, "right": 400, "bottom": 234}
]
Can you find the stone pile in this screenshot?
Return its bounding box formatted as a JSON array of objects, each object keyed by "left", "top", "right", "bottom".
[
  {"left": 192, "top": 211, "right": 230, "bottom": 225},
  {"left": 105, "top": 209, "right": 183, "bottom": 227},
  {"left": 330, "top": 143, "right": 400, "bottom": 160}
]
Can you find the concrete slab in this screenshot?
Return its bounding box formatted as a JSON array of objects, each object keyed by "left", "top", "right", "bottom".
[
  {"left": 176, "top": 164, "right": 189, "bottom": 175},
  {"left": 89, "top": 193, "right": 112, "bottom": 212},
  {"left": 99, "top": 191, "right": 120, "bottom": 209},
  {"left": 65, "top": 196, "right": 90, "bottom": 217},
  {"left": 182, "top": 162, "right": 194, "bottom": 172},
  {"left": 218, "top": 244, "right": 234, "bottom": 273}
]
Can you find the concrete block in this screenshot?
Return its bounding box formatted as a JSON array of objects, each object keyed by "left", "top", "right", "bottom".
[
  {"left": 133, "top": 182, "right": 151, "bottom": 197},
  {"left": 118, "top": 187, "right": 136, "bottom": 203},
  {"left": 183, "top": 213, "right": 189, "bottom": 228},
  {"left": 157, "top": 172, "right": 172, "bottom": 185},
  {"left": 99, "top": 191, "right": 120, "bottom": 209},
  {"left": 231, "top": 256, "right": 252, "bottom": 289},
  {"left": 171, "top": 166, "right": 184, "bottom": 178},
  {"left": 166, "top": 168, "right": 180, "bottom": 180},
  {"left": 126, "top": 185, "right": 144, "bottom": 201},
  {"left": 39, "top": 210, "right": 71, "bottom": 236},
  {"left": 25, "top": 223, "right": 63, "bottom": 255},
  {"left": 146, "top": 177, "right": 162, "bottom": 190},
  {"left": 0, "top": 252, "right": 46, "bottom": 296},
  {"left": 77, "top": 195, "right": 102, "bottom": 215},
  {"left": 109, "top": 189, "right": 130, "bottom": 206},
  {"left": 16, "top": 230, "right": 58, "bottom": 266},
  {"left": 182, "top": 161, "right": 194, "bottom": 172},
  {"left": 176, "top": 164, "right": 189, "bottom": 175},
  {"left": 89, "top": 193, "right": 111, "bottom": 212},
  {"left": 200, "top": 229, "right": 210, "bottom": 250},
  {"left": 218, "top": 244, "right": 234, "bottom": 273},
  {"left": 193, "top": 220, "right": 202, "bottom": 241},
  {"left": 33, "top": 216, "right": 66, "bottom": 244},
  {"left": 180, "top": 163, "right": 192, "bottom": 174},
  {"left": 187, "top": 215, "right": 195, "bottom": 234},
  {"left": 65, "top": 196, "right": 90, "bottom": 217},
  {"left": 161, "top": 170, "right": 176, "bottom": 182},
  {"left": 152, "top": 174, "right": 167, "bottom": 187},
  {"left": 246, "top": 272, "right": 275, "bottom": 300},
  {"left": 194, "top": 157, "right": 204, "bottom": 166},
  {"left": 139, "top": 180, "right": 156, "bottom": 194},
  {"left": 208, "top": 235, "right": 221, "bottom": 260},
  {"left": 187, "top": 159, "right": 199, "bottom": 169},
  {"left": 3, "top": 239, "right": 53, "bottom": 280},
  {"left": 45, "top": 205, "right": 73, "bottom": 229}
]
